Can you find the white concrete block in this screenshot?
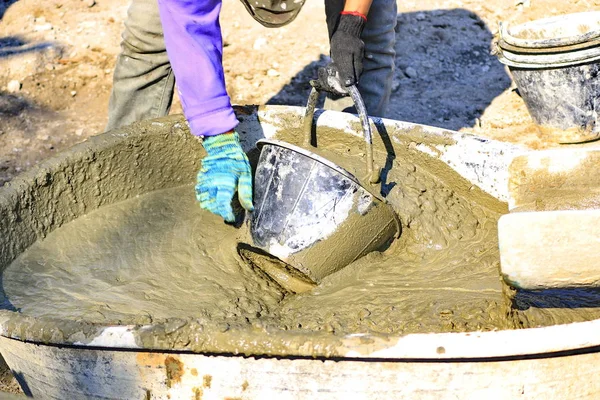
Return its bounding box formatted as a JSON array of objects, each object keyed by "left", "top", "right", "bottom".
[{"left": 498, "top": 209, "right": 600, "bottom": 289}]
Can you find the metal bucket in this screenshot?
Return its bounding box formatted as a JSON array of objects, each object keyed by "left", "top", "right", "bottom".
[
  {"left": 248, "top": 139, "right": 400, "bottom": 284},
  {"left": 246, "top": 85, "right": 400, "bottom": 285}
]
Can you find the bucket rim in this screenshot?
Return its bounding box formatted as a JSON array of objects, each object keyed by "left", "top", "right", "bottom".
[
  {"left": 256, "top": 138, "right": 384, "bottom": 200},
  {"left": 500, "top": 11, "right": 600, "bottom": 51},
  {"left": 497, "top": 37, "right": 600, "bottom": 55},
  {"left": 495, "top": 45, "right": 600, "bottom": 69}
]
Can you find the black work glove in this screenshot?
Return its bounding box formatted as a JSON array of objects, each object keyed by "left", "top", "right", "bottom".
[
  {"left": 329, "top": 13, "right": 366, "bottom": 87},
  {"left": 313, "top": 63, "right": 348, "bottom": 96}
]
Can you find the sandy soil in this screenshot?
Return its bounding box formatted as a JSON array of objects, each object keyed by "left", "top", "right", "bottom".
[
  {"left": 2, "top": 0, "right": 599, "bottom": 188},
  {"left": 0, "top": 0, "right": 598, "bottom": 394}
]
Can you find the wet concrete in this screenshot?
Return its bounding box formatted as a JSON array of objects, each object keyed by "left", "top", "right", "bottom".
[
  {"left": 2, "top": 180, "right": 509, "bottom": 335},
  {"left": 2, "top": 185, "right": 284, "bottom": 326},
  {"left": 2, "top": 113, "right": 600, "bottom": 357},
  {"left": 2, "top": 121, "right": 512, "bottom": 338}
]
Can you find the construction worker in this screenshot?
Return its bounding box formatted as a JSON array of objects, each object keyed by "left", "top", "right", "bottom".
[{"left": 105, "top": 0, "right": 397, "bottom": 222}]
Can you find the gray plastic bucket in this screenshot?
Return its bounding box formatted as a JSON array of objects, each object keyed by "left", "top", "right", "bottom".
[{"left": 495, "top": 12, "right": 600, "bottom": 144}]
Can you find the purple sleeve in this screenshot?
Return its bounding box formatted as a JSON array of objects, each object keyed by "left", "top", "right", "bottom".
[{"left": 157, "top": 0, "right": 238, "bottom": 137}]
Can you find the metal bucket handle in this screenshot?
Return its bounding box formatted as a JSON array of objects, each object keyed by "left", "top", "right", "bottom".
[{"left": 302, "top": 82, "right": 380, "bottom": 184}]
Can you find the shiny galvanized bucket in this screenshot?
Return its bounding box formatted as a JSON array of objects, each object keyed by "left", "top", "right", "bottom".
[
  {"left": 246, "top": 85, "right": 400, "bottom": 285},
  {"left": 248, "top": 139, "right": 400, "bottom": 285}
]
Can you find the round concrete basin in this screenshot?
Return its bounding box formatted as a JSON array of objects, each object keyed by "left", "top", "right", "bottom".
[{"left": 1, "top": 106, "right": 598, "bottom": 399}]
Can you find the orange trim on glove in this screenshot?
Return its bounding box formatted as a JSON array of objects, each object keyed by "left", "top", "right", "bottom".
[{"left": 340, "top": 11, "right": 367, "bottom": 21}]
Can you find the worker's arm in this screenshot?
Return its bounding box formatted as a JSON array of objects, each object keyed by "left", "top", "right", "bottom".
[
  {"left": 342, "top": 0, "right": 372, "bottom": 15},
  {"left": 157, "top": 0, "right": 253, "bottom": 222},
  {"left": 157, "top": 0, "right": 238, "bottom": 137},
  {"left": 328, "top": 0, "right": 372, "bottom": 86}
]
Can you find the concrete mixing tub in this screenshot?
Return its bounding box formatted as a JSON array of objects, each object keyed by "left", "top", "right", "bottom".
[{"left": 1, "top": 106, "right": 600, "bottom": 399}]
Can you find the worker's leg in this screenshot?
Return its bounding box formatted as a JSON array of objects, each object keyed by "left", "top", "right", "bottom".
[
  {"left": 324, "top": 0, "right": 397, "bottom": 117},
  {"left": 105, "top": 0, "right": 175, "bottom": 131}
]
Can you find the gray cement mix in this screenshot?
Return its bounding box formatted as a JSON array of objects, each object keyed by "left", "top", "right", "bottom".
[{"left": 2, "top": 114, "right": 600, "bottom": 357}]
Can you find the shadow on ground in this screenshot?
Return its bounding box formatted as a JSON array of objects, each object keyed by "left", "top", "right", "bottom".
[
  {"left": 268, "top": 8, "right": 511, "bottom": 132},
  {"left": 0, "top": 93, "right": 62, "bottom": 187},
  {"left": 0, "top": 0, "right": 18, "bottom": 21},
  {"left": 1, "top": 1, "right": 59, "bottom": 60},
  {"left": 0, "top": 1, "right": 64, "bottom": 188},
  {"left": 0, "top": 0, "right": 62, "bottom": 150},
  {"left": 514, "top": 288, "right": 600, "bottom": 310},
  {"left": 0, "top": 35, "right": 55, "bottom": 58}
]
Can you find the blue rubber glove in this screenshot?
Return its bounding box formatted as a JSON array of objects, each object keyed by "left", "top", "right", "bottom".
[{"left": 195, "top": 131, "right": 254, "bottom": 222}]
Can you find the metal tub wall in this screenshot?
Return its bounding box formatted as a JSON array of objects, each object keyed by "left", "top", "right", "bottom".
[{"left": 4, "top": 106, "right": 599, "bottom": 399}]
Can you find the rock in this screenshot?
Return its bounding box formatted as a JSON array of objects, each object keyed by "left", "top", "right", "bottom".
[
  {"left": 80, "top": 21, "right": 97, "bottom": 29},
  {"left": 71, "top": 91, "right": 77, "bottom": 97},
  {"left": 404, "top": 66, "right": 418, "bottom": 79},
  {"left": 391, "top": 77, "right": 402, "bottom": 93},
  {"left": 415, "top": 12, "right": 426, "bottom": 21},
  {"left": 515, "top": 0, "right": 531, "bottom": 7},
  {"left": 84, "top": 0, "right": 96, "bottom": 7},
  {"left": 34, "top": 23, "right": 53, "bottom": 32},
  {"left": 267, "top": 69, "right": 280, "bottom": 77},
  {"left": 6, "top": 80, "right": 21, "bottom": 93},
  {"left": 75, "top": 129, "right": 84, "bottom": 137},
  {"left": 76, "top": 64, "right": 102, "bottom": 79},
  {"left": 253, "top": 37, "right": 267, "bottom": 50}
]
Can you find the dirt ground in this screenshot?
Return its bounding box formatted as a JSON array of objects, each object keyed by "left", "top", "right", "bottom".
[
  {"left": 0, "top": 0, "right": 598, "bottom": 394},
  {"left": 2, "top": 0, "right": 599, "bottom": 188}
]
